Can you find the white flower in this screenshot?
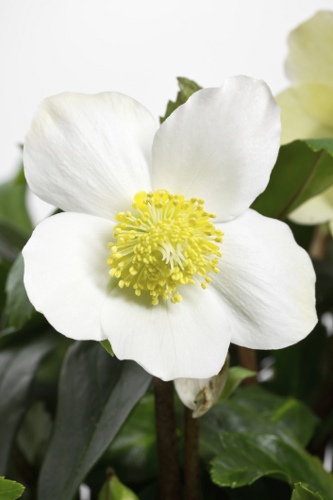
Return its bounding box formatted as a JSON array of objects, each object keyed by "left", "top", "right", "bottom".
[
  {"left": 22, "top": 76, "right": 317, "bottom": 381},
  {"left": 276, "top": 10, "right": 333, "bottom": 145},
  {"left": 276, "top": 11, "right": 333, "bottom": 229}
]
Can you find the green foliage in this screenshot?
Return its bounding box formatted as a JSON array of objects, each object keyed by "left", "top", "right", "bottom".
[
  {"left": 0, "top": 332, "right": 60, "bottom": 474},
  {"left": 291, "top": 483, "right": 324, "bottom": 500},
  {"left": 0, "top": 477, "right": 24, "bottom": 500},
  {"left": 4, "top": 254, "right": 35, "bottom": 329},
  {"left": 205, "top": 387, "right": 332, "bottom": 497},
  {"left": 98, "top": 471, "right": 139, "bottom": 500},
  {"left": 101, "top": 338, "right": 114, "bottom": 356},
  {"left": 0, "top": 167, "right": 32, "bottom": 235},
  {"left": 38, "top": 341, "right": 152, "bottom": 500},
  {"left": 160, "top": 77, "right": 202, "bottom": 123},
  {"left": 253, "top": 139, "right": 333, "bottom": 219},
  {"left": 219, "top": 366, "right": 256, "bottom": 401}
]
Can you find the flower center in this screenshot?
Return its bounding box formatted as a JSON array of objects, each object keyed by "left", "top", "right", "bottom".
[{"left": 108, "top": 190, "right": 223, "bottom": 305}]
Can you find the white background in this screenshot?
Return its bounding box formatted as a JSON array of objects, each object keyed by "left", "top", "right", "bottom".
[{"left": 0, "top": 0, "right": 332, "bottom": 186}]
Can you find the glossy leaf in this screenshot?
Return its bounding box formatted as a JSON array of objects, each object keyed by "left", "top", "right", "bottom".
[
  {"left": 0, "top": 332, "right": 60, "bottom": 474},
  {"left": 38, "top": 341, "right": 152, "bottom": 500},
  {"left": 291, "top": 482, "right": 324, "bottom": 500},
  {"left": 252, "top": 139, "right": 333, "bottom": 219},
  {"left": 160, "top": 77, "right": 202, "bottom": 123},
  {"left": 100, "top": 339, "right": 114, "bottom": 356},
  {"left": 200, "top": 386, "right": 319, "bottom": 461},
  {"left": 98, "top": 472, "right": 139, "bottom": 500},
  {"left": 4, "top": 254, "right": 35, "bottom": 329},
  {"left": 0, "top": 221, "right": 28, "bottom": 263},
  {"left": 210, "top": 432, "right": 333, "bottom": 497},
  {"left": 0, "top": 477, "right": 24, "bottom": 500}
]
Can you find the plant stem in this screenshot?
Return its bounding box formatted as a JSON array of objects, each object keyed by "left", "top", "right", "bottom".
[
  {"left": 237, "top": 346, "right": 258, "bottom": 385},
  {"left": 153, "top": 378, "right": 181, "bottom": 500},
  {"left": 184, "top": 407, "right": 201, "bottom": 500}
]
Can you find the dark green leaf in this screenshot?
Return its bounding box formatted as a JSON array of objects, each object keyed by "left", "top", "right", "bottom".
[
  {"left": 160, "top": 77, "right": 202, "bottom": 123},
  {"left": 252, "top": 139, "right": 333, "bottom": 219},
  {"left": 98, "top": 471, "right": 139, "bottom": 500},
  {"left": 0, "top": 333, "right": 60, "bottom": 474},
  {"left": 105, "top": 394, "right": 157, "bottom": 483},
  {"left": 200, "top": 386, "right": 318, "bottom": 461},
  {"left": 0, "top": 477, "right": 24, "bottom": 500},
  {"left": 291, "top": 482, "right": 324, "bottom": 500},
  {"left": 16, "top": 402, "right": 52, "bottom": 467},
  {"left": 210, "top": 432, "right": 333, "bottom": 498},
  {"left": 4, "top": 254, "right": 35, "bottom": 329},
  {"left": 0, "top": 221, "right": 29, "bottom": 263},
  {"left": 38, "top": 341, "right": 152, "bottom": 500}
]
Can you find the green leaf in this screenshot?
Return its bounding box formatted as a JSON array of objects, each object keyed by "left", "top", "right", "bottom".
[
  {"left": 218, "top": 366, "right": 256, "bottom": 402},
  {"left": 16, "top": 402, "right": 52, "bottom": 467},
  {"left": 101, "top": 339, "right": 114, "bottom": 356},
  {"left": 291, "top": 482, "right": 324, "bottom": 500},
  {"left": 105, "top": 394, "right": 157, "bottom": 483},
  {"left": 4, "top": 254, "right": 35, "bottom": 329},
  {"left": 0, "top": 221, "right": 29, "bottom": 263},
  {"left": 38, "top": 341, "right": 152, "bottom": 500},
  {"left": 210, "top": 432, "right": 333, "bottom": 498},
  {"left": 160, "top": 77, "right": 202, "bottom": 123},
  {"left": 0, "top": 477, "right": 24, "bottom": 500},
  {"left": 200, "top": 386, "right": 318, "bottom": 461},
  {"left": 98, "top": 471, "right": 139, "bottom": 500},
  {"left": 0, "top": 332, "right": 60, "bottom": 474},
  {"left": 252, "top": 139, "right": 333, "bottom": 219},
  {"left": 0, "top": 168, "right": 32, "bottom": 234}
]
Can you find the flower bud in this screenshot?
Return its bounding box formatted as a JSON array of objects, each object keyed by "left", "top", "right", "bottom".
[{"left": 174, "top": 357, "right": 229, "bottom": 418}]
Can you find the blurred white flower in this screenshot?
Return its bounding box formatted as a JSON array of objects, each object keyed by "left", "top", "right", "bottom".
[
  {"left": 22, "top": 76, "right": 317, "bottom": 381},
  {"left": 276, "top": 11, "right": 333, "bottom": 230}
]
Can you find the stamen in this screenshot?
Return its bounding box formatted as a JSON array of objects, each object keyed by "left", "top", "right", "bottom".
[{"left": 108, "top": 190, "right": 223, "bottom": 305}]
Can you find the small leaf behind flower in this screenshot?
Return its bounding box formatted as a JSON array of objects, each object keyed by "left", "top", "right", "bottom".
[
  {"left": 0, "top": 477, "right": 24, "bottom": 500},
  {"left": 160, "top": 77, "right": 202, "bottom": 123},
  {"left": 218, "top": 366, "right": 256, "bottom": 402},
  {"left": 252, "top": 138, "right": 333, "bottom": 219}
]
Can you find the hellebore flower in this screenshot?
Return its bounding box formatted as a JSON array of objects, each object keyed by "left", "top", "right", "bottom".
[
  {"left": 22, "top": 76, "right": 317, "bottom": 381},
  {"left": 276, "top": 11, "right": 333, "bottom": 229}
]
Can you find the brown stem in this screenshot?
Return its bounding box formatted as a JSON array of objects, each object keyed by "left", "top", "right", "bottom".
[
  {"left": 309, "top": 225, "right": 331, "bottom": 260},
  {"left": 153, "top": 378, "right": 181, "bottom": 500},
  {"left": 184, "top": 407, "right": 201, "bottom": 500},
  {"left": 237, "top": 346, "right": 258, "bottom": 386}
]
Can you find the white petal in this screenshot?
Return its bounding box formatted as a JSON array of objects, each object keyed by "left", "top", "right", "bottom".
[
  {"left": 276, "top": 88, "right": 333, "bottom": 145},
  {"left": 289, "top": 186, "right": 333, "bottom": 225},
  {"left": 101, "top": 284, "right": 231, "bottom": 381},
  {"left": 24, "top": 92, "right": 157, "bottom": 219},
  {"left": 285, "top": 11, "right": 333, "bottom": 86},
  {"left": 151, "top": 76, "right": 280, "bottom": 221},
  {"left": 23, "top": 212, "right": 114, "bottom": 340},
  {"left": 213, "top": 209, "right": 317, "bottom": 349}
]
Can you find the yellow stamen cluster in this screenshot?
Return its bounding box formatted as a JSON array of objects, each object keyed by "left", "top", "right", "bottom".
[{"left": 108, "top": 190, "right": 223, "bottom": 305}]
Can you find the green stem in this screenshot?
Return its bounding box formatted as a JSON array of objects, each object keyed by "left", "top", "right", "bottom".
[
  {"left": 153, "top": 378, "right": 181, "bottom": 500},
  {"left": 184, "top": 407, "right": 201, "bottom": 500}
]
